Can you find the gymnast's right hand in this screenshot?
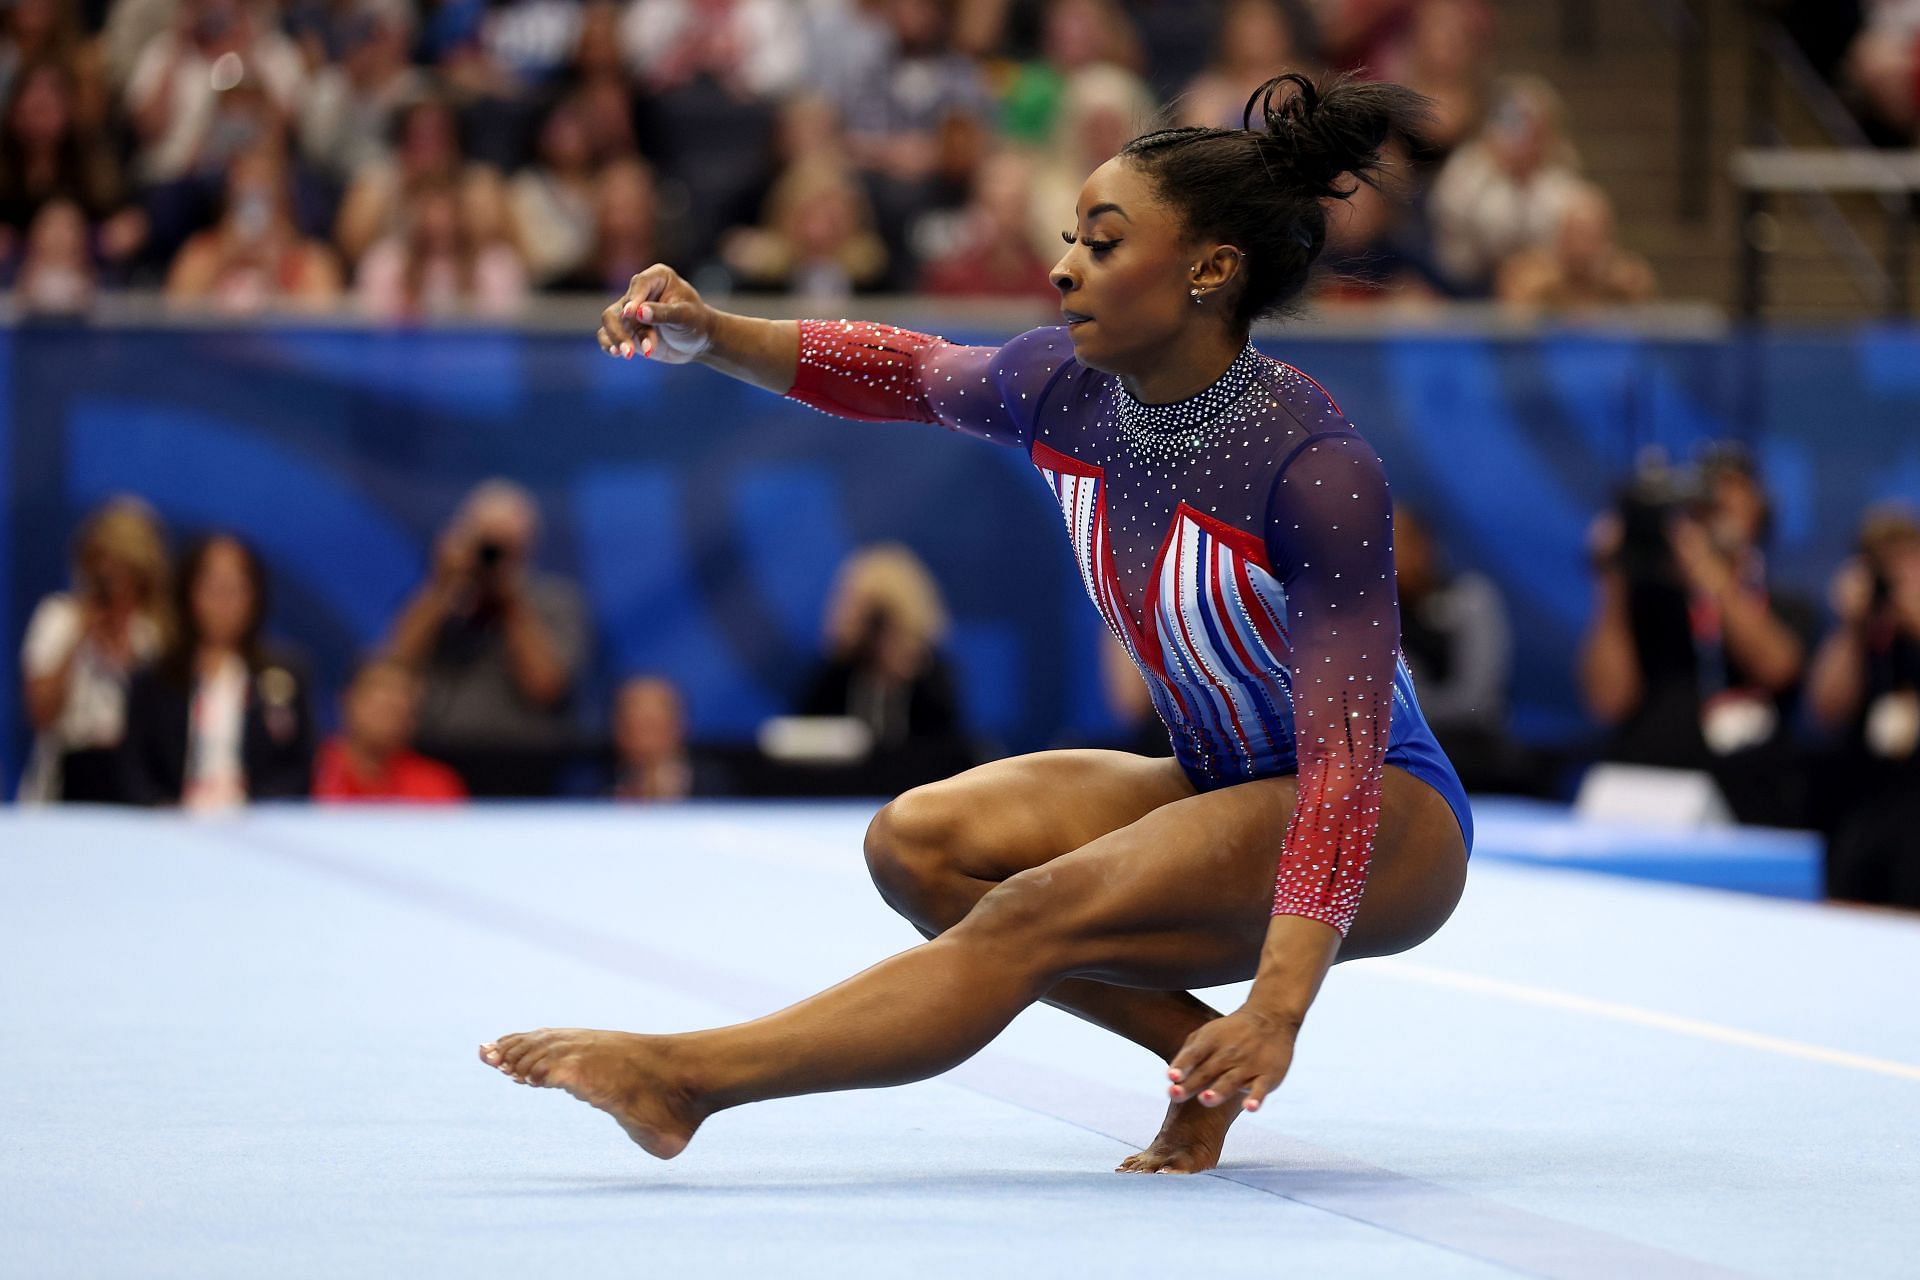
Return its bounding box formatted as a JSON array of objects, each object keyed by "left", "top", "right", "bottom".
[{"left": 599, "top": 264, "right": 714, "bottom": 364}]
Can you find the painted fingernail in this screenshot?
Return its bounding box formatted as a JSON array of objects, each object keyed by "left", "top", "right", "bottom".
[
  {"left": 1244, "top": 1100, "right": 1260, "bottom": 1112},
  {"left": 640, "top": 303, "right": 654, "bottom": 322},
  {"left": 641, "top": 338, "right": 653, "bottom": 358},
  {"left": 1200, "top": 1091, "right": 1218, "bottom": 1104},
  {"left": 1167, "top": 1069, "right": 1182, "bottom": 1081},
  {"left": 1168, "top": 1086, "right": 1185, "bottom": 1100}
]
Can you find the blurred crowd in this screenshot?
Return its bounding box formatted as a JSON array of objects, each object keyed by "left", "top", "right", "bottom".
[
  {"left": 1, "top": 0, "right": 1658, "bottom": 318},
  {"left": 18, "top": 486, "right": 980, "bottom": 809},
  {"left": 22, "top": 457, "right": 1920, "bottom": 911},
  {"left": 1783, "top": 0, "right": 1920, "bottom": 144}
]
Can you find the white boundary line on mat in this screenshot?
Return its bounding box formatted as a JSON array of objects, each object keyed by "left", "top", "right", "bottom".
[{"left": 1364, "top": 960, "right": 1920, "bottom": 1083}]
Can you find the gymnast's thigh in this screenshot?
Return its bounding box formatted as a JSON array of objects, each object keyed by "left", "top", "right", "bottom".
[
  {"left": 960, "top": 765, "right": 1468, "bottom": 989},
  {"left": 881, "top": 748, "right": 1198, "bottom": 883}
]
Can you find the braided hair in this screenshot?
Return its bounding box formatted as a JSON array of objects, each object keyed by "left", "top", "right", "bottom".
[{"left": 1121, "top": 72, "right": 1432, "bottom": 326}]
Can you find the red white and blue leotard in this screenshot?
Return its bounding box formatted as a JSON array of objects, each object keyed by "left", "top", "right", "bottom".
[{"left": 788, "top": 321, "right": 1473, "bottom": 937}]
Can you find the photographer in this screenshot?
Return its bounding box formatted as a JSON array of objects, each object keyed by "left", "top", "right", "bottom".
[
  {"left": 795, "top": 543, "right": 970, "bottom": 791},
  {"left": 19, "top": 498, "right": 171, "bottom": 803},
  {"left": 385, "top": 479, "right": 587, "bottom": 796},
  {"left": 1577, "top": 445, "right": 1814, "bottom": 825},
  {"left": 1807, "top": 508, "right": 1920, "bottom": 906}
]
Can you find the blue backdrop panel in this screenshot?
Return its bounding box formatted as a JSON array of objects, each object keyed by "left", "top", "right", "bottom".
[{"left": 6, "top": 321, "right": 1919, "bottom": 788}]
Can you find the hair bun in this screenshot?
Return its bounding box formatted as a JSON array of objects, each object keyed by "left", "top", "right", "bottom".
[{"left": 1243, "top": 72, "right": 1431, "bottom": 200}]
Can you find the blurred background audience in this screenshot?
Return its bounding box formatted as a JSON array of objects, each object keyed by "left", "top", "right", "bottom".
[
  {"left": 19, "top": 497, "right": 170, "bottom": 804},
  {"left": 609, "top": 674, "right": 732, "bottom": 801},
  {"left": 1393, "top": 503, "right": 1524, "bottom": 793},
  {"left": 386, "top": 479, "right": 587, "bottom": 797},
  {"left": 0, "top": 0, "right": 1629, "bottom": 313},
  {"left": 1808, "top": 507, "right": 1920, "bottom": 906},
  {"left": 799, "top": 542, "right": 970, "bottom": 788},
  {"left": 312, "top": 654, "right": 467, "bottom": 803},
  {"left": 1577, "top": 446, "right": 1817, "bottom": 828},
  {"left": 120, "top": 532, "right": 314, "bottom": 809},
  {"left": 10, "top": 0, "right": 1919, "bottom": 921}
]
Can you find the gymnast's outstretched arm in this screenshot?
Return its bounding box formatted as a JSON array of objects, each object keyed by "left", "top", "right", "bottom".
[
  {"left": 596, "top": 264, "right": 797, "bottom": 390},
  {"left": 597, "top": 264, "right": 1060, "bottom": 446}
]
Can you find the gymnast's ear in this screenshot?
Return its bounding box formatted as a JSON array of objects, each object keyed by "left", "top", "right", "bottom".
[{"left": 1190, "top": 244, "right": 1250, "bottom": 300}]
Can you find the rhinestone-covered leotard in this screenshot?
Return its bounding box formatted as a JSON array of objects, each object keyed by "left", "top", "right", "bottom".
[{"left": 789, "top": 321, "right": 1472, "bottom": 936}]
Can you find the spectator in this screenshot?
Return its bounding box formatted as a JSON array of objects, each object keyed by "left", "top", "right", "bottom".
[
  {"left": 1808, "top": 507, "right": 1920, "bottom": 906},
  {"left": 333, "top": 94, "right": 465, "bottom": 268},
  {"left": 1497, "top": 181, "right": 1656, "bottom": 313},
  {"left": 312, "top": 655, "right": 468, "bottom": 803},
  {"left": 610, "top": 674, "right": 732, "bottom": 801},
  {"left": 572, "top": 155, "right": 660, "bottom": 293},
  {"left": 1176, "top": 0, "right": 1312, "bottom": 130},
  {"left": 1577, "top": 446, "right": 1816, "bottom": 826},
  {"left": 1372, "top": 0, "right": 1490, "bottom": 160},
  {"left": 721, "top": 156, "right": 888, "bottom": 297},
  {"left": 1315, "top": 0, "right": 1414, "bottom": 71},
  {"left": 1122, "top": 0, "right": 1227, "bottom": 102},
  {"left": 1026, "top": 63, "right": 1158, "bottom": 263},
  {"left": 121, "top": 532, "right": 315, "bottom": 809},
  {"left": 418, "top": 0, "right": 583, "bottom": 168},
  {"left": 18, "top": 497, "right": 171, "bottom": 804},
  {"left": 800, "top": 543, "right": 966, "bottom": 755},
  {"left": 999, "top": 0, "right": 1142, "bottom": 145},
  {"left": 1427, "top": 73, "right": 1583, "bottom": 294},
  {"left": 101, "top": 0, "right": 176, "bottom": 95},
  {"left": 559, "top": 3, "right": 640, "bottom": 188},
  {"left": 1394, "top": 503, "right": 1522, "bottom": 792},
  {"left": 0, "top": 58, "right": 145, "bottom": 278},
  {"left": 1, "top": 0, "right": 107, "bottom": 124},
  {"left": 356, "top": 168, "right": 527, "bottom": 320},
  {"left": 618, "top": 1, "right": 792, "bottom": 269},
  {"left": 568, "top": 0, "right": 628, "bottom": 94},
  {"left": 918, "top": 149, "right": 1057, "bottom": 300},
  {"left": 385, "top": 479, "right": 588, "bottom": 796},
  {"left": 836, "top": 0, "right": 993, "bottom": 277},
  {"left": 11, "top": 198, "right": 99, "bottom": 312},
  {"left": 1313, "top": 137, "right": 1443, "bottom": 305},
  {"left": 620, "top": 0, "right": 805, "bottom": 101},
  {"left": 166, "top": 142, "right": 342, "bottom": 312},
  {"left": 1845, "top": 1, "right": 1920, "bottom": 139},
  {"left": 297, "top": 0, "right": 427, "bottom": 185},
  {"left": 124, "top": 0, "right": 305, "bottom": 255},
  {"left": 509, "top": 94, "right": 601, "bottom": 286}
]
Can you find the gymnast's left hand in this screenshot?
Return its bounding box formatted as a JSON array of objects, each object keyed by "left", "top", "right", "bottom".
[{"left": 1166, "top": 1006, "right": 1300, "bottom": 1113}]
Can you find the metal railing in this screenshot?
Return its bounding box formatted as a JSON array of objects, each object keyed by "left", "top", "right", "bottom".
[
  {"left": 1737, "top": 2, "right": 1915, "bottom": 316},
  {"left": 1732, "top": 149, "right": 1920, "bottom": 315}
]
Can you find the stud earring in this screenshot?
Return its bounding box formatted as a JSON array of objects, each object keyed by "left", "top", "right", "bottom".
[{"left": 1190, "top": 288, "right": 1204, "bottom": 303}]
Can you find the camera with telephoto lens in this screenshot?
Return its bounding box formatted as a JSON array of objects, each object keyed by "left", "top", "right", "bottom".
[{"left": 1611, "top": 455, "right": 1707, "bottom": 586}]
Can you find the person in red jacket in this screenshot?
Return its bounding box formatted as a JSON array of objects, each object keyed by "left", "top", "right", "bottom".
[{"left": 313, "top": 656, "right": 466, "bottom": 803}]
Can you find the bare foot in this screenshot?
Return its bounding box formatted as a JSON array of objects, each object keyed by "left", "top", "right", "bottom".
[
  {"left": 1115, "top": 1095, "right": 1241, "bottom": 1174},
  {"left": 478, "top": 1029, "right": 705, "bottom": 1159}
]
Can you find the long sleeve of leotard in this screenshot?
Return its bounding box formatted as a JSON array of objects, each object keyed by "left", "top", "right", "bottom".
[
  {"left": 786, "top": 320, "right": 1072, "bottom": 449},
  {"left": 1261, "top": 432, "right": 1400, "bottom": 937}
]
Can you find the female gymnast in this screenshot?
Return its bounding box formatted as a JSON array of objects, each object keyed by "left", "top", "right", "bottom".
[{"left": 481, "top": 73, "right": 1473, "bottom": 1176}]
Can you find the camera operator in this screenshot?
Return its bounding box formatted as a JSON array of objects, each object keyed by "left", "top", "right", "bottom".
[
  {"left": 794, "top": 543, "right": 970, "bottom": 792},
  {"left": 1577, "top": 445, "right": 1815, "bottom": 825},
  {"left": 1807, "top": 508, "right": 1920, "bottom": 906},
  {"left": 385, "top": 479, "right": 587, "bottom": 795}
]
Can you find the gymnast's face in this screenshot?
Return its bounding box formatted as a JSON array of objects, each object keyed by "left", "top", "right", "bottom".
[{"left": 1050, "top": 157, "right": 1231, "bottom": 381}]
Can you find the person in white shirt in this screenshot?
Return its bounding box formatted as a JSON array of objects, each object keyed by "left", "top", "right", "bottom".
[
  {"left": 1427, "top": 74, "right": 1584, "bottom": 294},
  {"left": 19, "top": 497, "right": 171, "bottom": 803}
]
